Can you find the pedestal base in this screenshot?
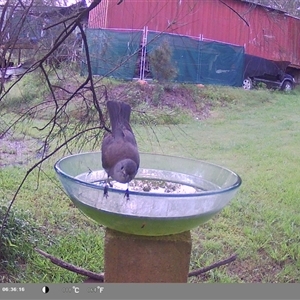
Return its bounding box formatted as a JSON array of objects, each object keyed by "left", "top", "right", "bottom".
[{"left": 104, "top": 228, "right": 192, "bottom": 283}]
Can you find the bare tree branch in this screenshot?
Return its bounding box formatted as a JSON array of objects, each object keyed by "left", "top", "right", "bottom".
[
  {"left": 34, "top": 248, "right": 237, "bottom": 282},
  {"left": 0, "top": 0, "right": 107, "bottom": 240},
  {"left": 188, "top": 254, "right": 237, "bottom": 277},
  {"left": 35, "top": 248, "right": 105, "bottom": 282}
]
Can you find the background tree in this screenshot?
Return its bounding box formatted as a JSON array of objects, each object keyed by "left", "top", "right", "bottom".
[
  {"left": 0, "top": 0, "right": 109, "bottom": 240},
  {"left": 247, "top": 0, "right": 300, "bottom": 17}
]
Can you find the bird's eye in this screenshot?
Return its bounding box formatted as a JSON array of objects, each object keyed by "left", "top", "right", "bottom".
[{"left": 121, "top": 166, "right": 124, "bottom": 170}]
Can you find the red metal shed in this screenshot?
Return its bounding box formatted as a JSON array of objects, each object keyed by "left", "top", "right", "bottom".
[{"left": 88, "top": 0, "right": 300, "bottom": 71}]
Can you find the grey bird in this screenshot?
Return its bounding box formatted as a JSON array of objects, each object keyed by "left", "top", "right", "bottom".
[{"left": 101, "top": 101, "right": 140, "bottom": 198}]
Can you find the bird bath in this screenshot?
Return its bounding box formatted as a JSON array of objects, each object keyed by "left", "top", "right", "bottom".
[
  {"left": 54, "top": 152, "right": 241, "bottom": 236},
  {"left": 54, "top": 152, "right": 241, "bottom": 282}
]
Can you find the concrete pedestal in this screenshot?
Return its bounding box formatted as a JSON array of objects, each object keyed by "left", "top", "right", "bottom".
[{"left": 104, "top": 228, "right": 192, "bottom": 283}]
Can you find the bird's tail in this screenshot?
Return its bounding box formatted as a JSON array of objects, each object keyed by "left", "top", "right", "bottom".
[{"left": 107, "top": 101, "right": 132, "bottom": 133}]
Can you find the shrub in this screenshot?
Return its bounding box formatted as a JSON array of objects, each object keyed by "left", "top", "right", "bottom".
[{"left": 149, "top": 41, "right": 178, "bottom": 82}]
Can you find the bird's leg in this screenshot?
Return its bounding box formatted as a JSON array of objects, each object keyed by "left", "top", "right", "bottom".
[
  {"left": 103, "top": 178, "right": 112, "bottom": 199},
  {"left": 108, "top": 177, "right": 113, "bottom": 187},
  {"left": 124, "top": 183, "right": 130, "bottom": 201},
  {"left": 103, "top": 184, "right": 109, "bottom": 198},
  {"left": 124, "top": 189, "right": 130, "bottom": 201}
]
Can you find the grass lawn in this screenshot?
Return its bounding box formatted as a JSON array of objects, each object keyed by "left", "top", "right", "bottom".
[{"left": 1, "top": 83, "right": 300, "bottom": 283}]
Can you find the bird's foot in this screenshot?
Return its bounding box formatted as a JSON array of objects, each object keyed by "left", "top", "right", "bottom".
[
  {"left": 124, "top": 188, "right": 130, "bottom": 201},
  {"left": 103, "top": 184, "right": 109, "bottom": 199}
]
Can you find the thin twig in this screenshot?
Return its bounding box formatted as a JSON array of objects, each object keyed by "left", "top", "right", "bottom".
[{"left": 219, "top": 0, "right": 249, "bottom": 27}]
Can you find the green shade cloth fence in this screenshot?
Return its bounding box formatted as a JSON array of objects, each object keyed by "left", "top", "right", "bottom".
[{"left": 83, "top": 28, "right": 244, "bottom": 87}]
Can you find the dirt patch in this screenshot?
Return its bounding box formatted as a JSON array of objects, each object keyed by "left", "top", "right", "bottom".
[
  {"left": 226, "top": 257, "right": 282, "bottom": 282},
  {"left": 225, "top": 247, "right": 286, "bottom": 283},
  {"left": 0, "top": 133, "right": 42, "bottom": 167},
  {"left": 108, "top": 82, "right": 212, "bottom": 119},
  {"left": 189, "top": 255, "right": 283, "bottom": 283},
  {"left": 40, "top": 80, "right": 215, "bottom": 125}
]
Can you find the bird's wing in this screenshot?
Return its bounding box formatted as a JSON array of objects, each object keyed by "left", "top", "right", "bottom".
[
  {"left": 123, "top": 128, "right": 137, "bottom": 146},
  {"left": 101, "top": 133, "right": 115, "bottom": 171}
]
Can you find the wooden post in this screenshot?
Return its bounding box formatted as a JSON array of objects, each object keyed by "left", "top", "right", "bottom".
[{"left": 103, "top": 228, "right": 192, "bottom": 283}]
